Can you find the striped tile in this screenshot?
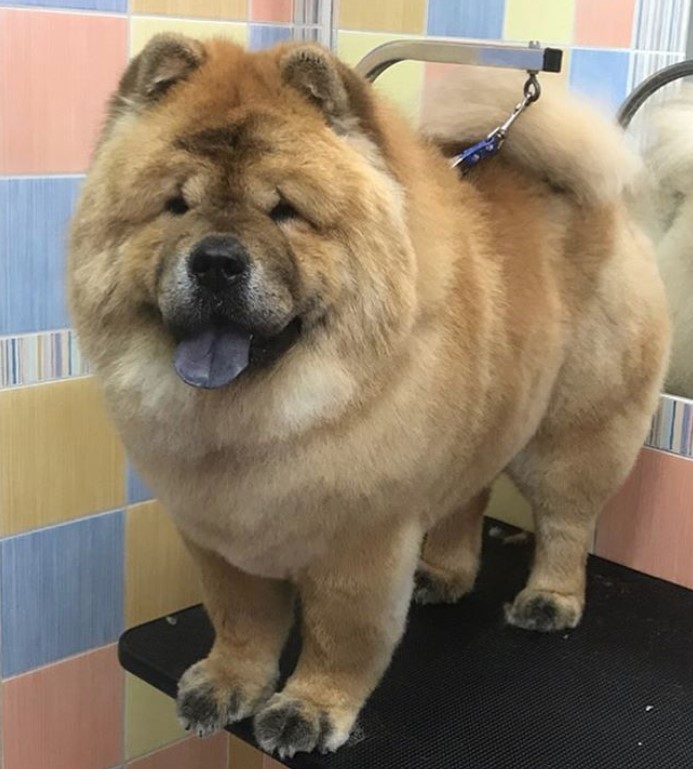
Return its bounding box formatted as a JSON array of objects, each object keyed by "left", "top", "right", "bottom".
[
  {"left": 427, "top": 0, "right": 506, "bottom": 40},
  {"left": 1, "top": 1, "right": 126, "bottom": 10},
  {"left": 0, "top": 329, "right": 90, "bottom": 388},
  {"left": 631, "top": 0, "right": 691, "bottom": 53},
  {"left": 249, "top": 23, "right": 292, "bottom": 49},
  {"left": 2, "top": 645, "right": 124, "bottom": 769},
  {"left": 0, "top": 177, "right": 81, "bottom": 336},
  {"left": 0, "top": 511, "right": 125, "bottom": 677},
  {"left": 646, "top": 393, "right": 693, "bottom": 458}
]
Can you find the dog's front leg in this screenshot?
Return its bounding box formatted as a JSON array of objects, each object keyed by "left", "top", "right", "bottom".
[
  {"left": 253, "top": 518, "right": 422, "bottom": 758},
  {"left": 176, "top": 537, "right": 295, "bottom": 736}
]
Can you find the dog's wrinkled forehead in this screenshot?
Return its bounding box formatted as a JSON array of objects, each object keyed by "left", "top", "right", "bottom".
[{"left": 175, "top": 117, "right": 274, "bottom": 164}]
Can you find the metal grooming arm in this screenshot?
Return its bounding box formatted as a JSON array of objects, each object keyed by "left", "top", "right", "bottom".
[{"left": 354, "top": 38, "right": 563, "bottom": 82}]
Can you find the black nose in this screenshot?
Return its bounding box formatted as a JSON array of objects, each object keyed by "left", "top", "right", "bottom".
[{"left": 189, "top": 235, "right": 248, "bottom": 293}]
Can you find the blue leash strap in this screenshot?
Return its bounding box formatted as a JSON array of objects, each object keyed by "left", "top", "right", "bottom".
[
  {"left": 450, "top": 133, "right": 504, "bottom": 172},
  {"left": 450, "top": 71, "right": 541, "bottom": 174}
]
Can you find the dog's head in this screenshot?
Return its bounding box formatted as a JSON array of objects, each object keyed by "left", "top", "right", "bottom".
[{"left": 69, "top": 36, "right": 418, "bottom": 401}]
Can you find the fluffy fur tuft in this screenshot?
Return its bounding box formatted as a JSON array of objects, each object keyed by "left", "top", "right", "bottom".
[
  {"left": 630, "top": 87, "right": 693, "bottom": 398},
  {"left": 421, "top": 67, "right": 641, "bottom": 205}
]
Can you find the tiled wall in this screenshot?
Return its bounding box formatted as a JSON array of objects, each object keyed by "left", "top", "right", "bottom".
[{"left": 1, "top": 2, "right": 692, "bottom": 769}]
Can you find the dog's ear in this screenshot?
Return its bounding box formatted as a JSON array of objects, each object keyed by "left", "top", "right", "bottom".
[
  {"left": 280, "top": 44, "right": 375, "bottom": 134},
  {"left": 110, "top": 33, "right": 205, "bottom": 116}
]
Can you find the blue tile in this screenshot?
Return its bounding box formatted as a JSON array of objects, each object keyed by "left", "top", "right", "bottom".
[
  {"left": 127, "top": 464, "right": 153, "bottom": 504},
  {"left": 249, "top": 24, "right": 293, "bottom": 50},
  {"left": 0, "top": 177, "right": 82, "bottom": 335},
  {"left": 569, "top": 49, "right": 630, "bottom": 114},
  {"left": 1, "top": 1, "right": 126, "bottom": 10},
  {"left": 1, "top": 511, "right": 124, "bottom": 677},
  {"left": 427, "top": 0, "right": 505, "bottom": 39}
]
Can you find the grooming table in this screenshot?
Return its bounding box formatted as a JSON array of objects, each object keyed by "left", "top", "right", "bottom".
[{"left": 119, "top": 519, "right": 693, "bottom": 769}]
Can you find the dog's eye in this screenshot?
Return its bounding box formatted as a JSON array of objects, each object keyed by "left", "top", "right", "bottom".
[
  {"left": 165, "top": 195, "right": 189, "bottom": 216},
  {"left": 270, "top": 201, "right": 299, "bottom": 223}
]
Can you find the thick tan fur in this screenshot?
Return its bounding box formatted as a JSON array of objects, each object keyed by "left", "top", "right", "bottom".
[
  {"left": 628, "top": 87, "right": 693, "bottom": 398},
  {"left": 69, "top": 38, "right": 669, "bottom": 757}
]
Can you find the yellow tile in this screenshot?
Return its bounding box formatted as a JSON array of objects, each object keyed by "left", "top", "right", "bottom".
[
  {"left": 132, "top": 0, "right": 248, "bottom": 19},
  {"left": 130, "top": 17, "right": 248, "bottom": 56},
  {"left": 125, "top": 673, "right": 187, "bottom": 760},
  {"left": 337, "top": 31, "right": 424, "bottom": 123},
  {"left": 0, "top": 378, "right": 125, "bottom": 536},
  {"left": 126, "top": 500, "right": 203, "bottom": 628},
  {"left": 486, "top": 474, "right": 534, "bottom": 531},
  {"left": 228, "top": 736, "right": 264, "bottom": 768},
  {"left": 503, "top": 0, "right": 576, "bottom": 45},
  {"left": 339, "top": 0, "right": 426, "bottom": 34}
]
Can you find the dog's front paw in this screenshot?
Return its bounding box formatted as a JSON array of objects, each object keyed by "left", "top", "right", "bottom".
[
  {"left": 177, "top": 659, "right": 274, "bottom": 737},
  {"left": 504, "top": 588, "right": 583, "bottom": 632},
  {"left": 254, "top": 693, "right": 355, "bottom": 758}
]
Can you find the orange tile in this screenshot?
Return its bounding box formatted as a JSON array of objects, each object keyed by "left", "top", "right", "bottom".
[
  {"left": 2, "top": 645, "right": 124, "bottom": 769},
  {"left": 128, "top": 733, "right": 228, "bottom": 769},
  {"left": 263, "top": 757, "right": 287, "bottom": 769},
  {"left": 250, "top": 0, "right": 292, "bottom": 22},
  {"left": 596, "top": 448, "right": 693, "bottom": 589},
  {"left": 0, "top": 9, "right": 127, "bottom": 174},
  {"left": 131, "top": 0, "right": 247, "bottom": 18},
  {"left": 574, "top": 0, "right": 636, "bottom": 48},
  {"left": 227, "top": 736, "right": 264, "bottom": 768}
]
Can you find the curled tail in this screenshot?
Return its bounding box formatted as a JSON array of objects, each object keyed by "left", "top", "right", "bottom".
[{"left": 420, "top": 67, "right": 640, "bottom": 205}]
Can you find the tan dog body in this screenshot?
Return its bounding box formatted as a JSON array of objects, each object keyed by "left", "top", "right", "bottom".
[{"left": 69, "top": 39, "right": 669, "bottom": 756}]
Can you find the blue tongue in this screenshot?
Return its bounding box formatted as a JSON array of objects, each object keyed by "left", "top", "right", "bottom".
[{"left": 173, "top": 327, "right": 251, "bottom": 389}]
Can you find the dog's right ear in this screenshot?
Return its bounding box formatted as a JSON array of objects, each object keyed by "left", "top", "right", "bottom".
[{"left": 109, "top": 33, "right": 205, "bottom": 117}]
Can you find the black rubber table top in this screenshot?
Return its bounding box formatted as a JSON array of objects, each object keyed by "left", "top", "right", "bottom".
[{"left": 119, "top": 521, "right": 693, "bottom": 768}]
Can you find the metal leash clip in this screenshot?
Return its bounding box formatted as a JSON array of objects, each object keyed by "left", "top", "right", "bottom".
[{"left": 450, "top": 71, "right": 542, "bottom": 172}]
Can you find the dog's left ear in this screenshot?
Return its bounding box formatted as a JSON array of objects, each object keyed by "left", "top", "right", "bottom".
[{"left": 280, "top": 44, "right": 373, "bottom": 134}]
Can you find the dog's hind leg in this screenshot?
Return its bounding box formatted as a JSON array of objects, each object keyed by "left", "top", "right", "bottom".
[
  {"left": 505, "top": 408, "right": 653, "bottom": 632},
  {"left": 413, "top": 488, "right": 491, "bottom": 605},
  {"left": 176, "top": 538, "right": 294, "bottom": 736}
]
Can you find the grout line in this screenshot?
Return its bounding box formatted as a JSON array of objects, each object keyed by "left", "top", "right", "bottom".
[
  {"left": 0, "top": 373, "right": 93, "bottom": 391},
  {"left": 0, "top": 328, "right": 77, "bottom": 342},
  {"left": 0, "top": 173, "right": 85, "bottom": 181},
  {"left": 0, "top": 506, "right": 124, "bottom": 546},
  {"left": 0, "top": 4, "right": 124, "bottom": 19},
  {"left": 1, "top": 639, "right": 119, "bottom": 683}
]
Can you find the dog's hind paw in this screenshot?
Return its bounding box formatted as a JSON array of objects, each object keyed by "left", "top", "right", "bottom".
[{"left": 504, "top": 589, "right": 583, "bottom": 632}]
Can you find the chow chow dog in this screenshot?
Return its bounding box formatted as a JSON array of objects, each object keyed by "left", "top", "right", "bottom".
[
  {"left": 629, "top": 90, "right": 693, "bottom": 399},
  {"left": 69, "top": 36, "right": 669, "bottom": 757}
]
